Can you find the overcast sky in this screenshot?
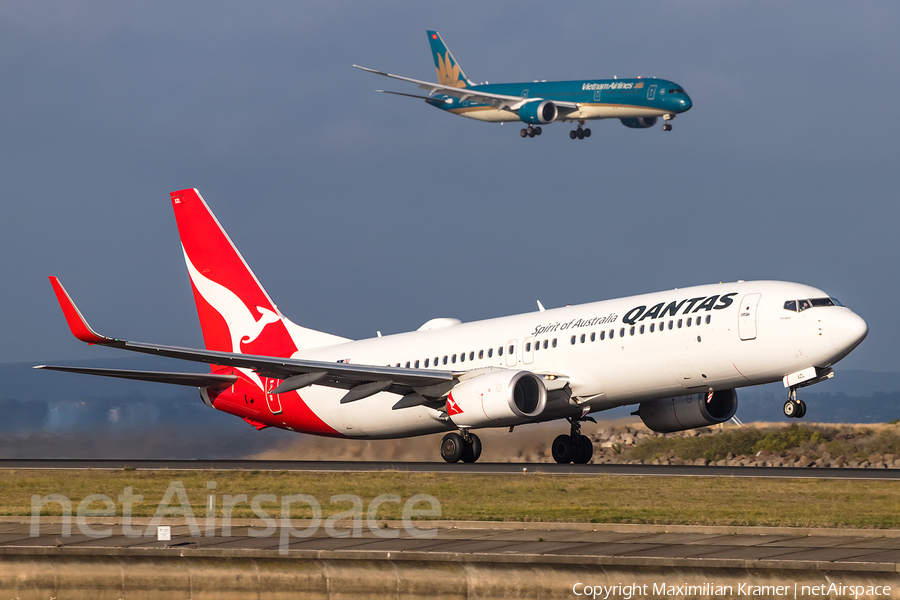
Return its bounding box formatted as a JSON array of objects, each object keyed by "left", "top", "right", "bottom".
[{"left": 2, "top": 2, "right": 898, "bottom": 376}]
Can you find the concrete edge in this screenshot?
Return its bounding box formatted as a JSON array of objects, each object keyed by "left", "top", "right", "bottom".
[{"left": 0, "top": 544, "right": 896, "bottom": 573}]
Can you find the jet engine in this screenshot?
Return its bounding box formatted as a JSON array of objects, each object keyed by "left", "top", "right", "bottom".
[
  {"left": 637, "top": 389, "right": 738, "bottom": 433},
  {"left": 447, "top": 369, "right": 547, "bottom": 428},
  {"left": 620, "top": 117, "right": 658, "bottom": 129},
  {"left": 518, "top": 100, "right": 558, "bottom": 124}
]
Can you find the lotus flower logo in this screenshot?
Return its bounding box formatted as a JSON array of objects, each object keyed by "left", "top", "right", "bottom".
[{"left": 436, "top": 52, "right": 467, "bottom": 88}]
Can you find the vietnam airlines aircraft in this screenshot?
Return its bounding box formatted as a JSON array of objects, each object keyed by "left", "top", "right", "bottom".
[
  {"left": 39, "top": 189, "right": 867, "bottom": 464},
  {"left": 354, "top": 30, "right": 693, "bottom": 139}
]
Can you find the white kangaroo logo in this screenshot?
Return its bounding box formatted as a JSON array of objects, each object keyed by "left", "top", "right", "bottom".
[{"left": 183, "top": 248, "right": 282, "bottom": 391}]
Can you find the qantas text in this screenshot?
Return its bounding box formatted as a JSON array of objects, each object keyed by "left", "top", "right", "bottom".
[{"left": 621, "top": 293, "right": 737, "bottom": 326}]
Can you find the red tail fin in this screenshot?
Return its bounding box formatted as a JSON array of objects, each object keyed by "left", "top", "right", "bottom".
[{"left": 170, "top": 189, "right": 344, "bottom": 358}]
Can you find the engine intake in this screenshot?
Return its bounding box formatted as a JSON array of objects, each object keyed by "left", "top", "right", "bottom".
[
  {"left": 637, "top": 389, "right": 738, "bottom": 433},
  {"left": 518, "top": 100, "right": 558, "bottom": 124},
  {"left": 620, "top": 117, "right": 658, "bottom": 129},
  {"left": 447, "top": 369, "right": 547, "bottom": 428}
]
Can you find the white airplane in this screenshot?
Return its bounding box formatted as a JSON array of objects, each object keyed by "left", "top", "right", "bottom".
[{"left": 39, "top": 189, "right": 868, "bottom": 463}]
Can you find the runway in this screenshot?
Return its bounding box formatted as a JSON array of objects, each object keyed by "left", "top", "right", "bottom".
[{"left": 1, "top": 458, "right": 898, "bottom": 478}]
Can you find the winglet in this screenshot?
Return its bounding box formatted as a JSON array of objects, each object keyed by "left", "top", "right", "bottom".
[{"left": 48, "top": 276, "right": 114, "bottom": 345}]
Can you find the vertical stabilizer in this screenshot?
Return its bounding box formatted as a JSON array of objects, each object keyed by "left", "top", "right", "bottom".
[
  {"left": 170, "top": 189, "right": 348, "bottom": 358},
  {"left": 427, "top": 30, "right": 473, "bottom": 88}
]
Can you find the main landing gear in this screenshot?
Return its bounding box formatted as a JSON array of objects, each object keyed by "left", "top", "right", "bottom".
[
  {"left": 520, "top": 125, "right": 542, "bottom": 138},
  {"left": 569, "top": 122, "right": 591, "bottom": 140},
  {"left": 783, "top": 387, "right": 807, "bottom": 419},
  {"left": 552, "top": 416, "right": 595, "bottom": 464},
  {"left": 440, "top": 430, "right": 482, "bottom": 463}
]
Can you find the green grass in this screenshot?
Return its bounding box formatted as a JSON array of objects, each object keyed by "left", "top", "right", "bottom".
[{"left": 11, "top": 469, "right": 900, "bottom": 529}]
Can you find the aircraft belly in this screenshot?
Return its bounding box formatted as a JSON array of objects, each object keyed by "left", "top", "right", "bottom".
[
  {"left": 568, "top": 105, "right": 665, "bottom": 120},
  {"left": 301, "top": 387, "right": 451, "bottom": 439},
  {"left": 450, "top": 106, "right": 520, "bottom": 122}
]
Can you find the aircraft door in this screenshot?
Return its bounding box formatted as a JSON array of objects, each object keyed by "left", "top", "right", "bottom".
[
  {"left": 647, "top": 84, "right": 657, "bottom": 100},
  {"left": 523, "top": 336, "right": 535, "bottom": 365},
  {"left": 505, "top": 340, "right": 517, "bottom": 367},
  {"left": 264, "top": 377, "right": 284, "bottom": 415},
  {"left": 738, "top": 293, "right": 761, "bottom": 341},
  {"left": 594, "top": 90, "right": 601, "bottom": 101}
]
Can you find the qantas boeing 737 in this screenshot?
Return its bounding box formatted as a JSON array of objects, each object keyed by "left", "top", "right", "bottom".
[
  {"left": 39, "top": 189, "right": 867, "bottom": 463},
  {"left": 354, "top": 31, "right": 692, "bottom": 139}
]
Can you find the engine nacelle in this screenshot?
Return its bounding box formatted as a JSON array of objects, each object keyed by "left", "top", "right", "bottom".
[
  {"left": 637, "top": 389, "right": 738, "bottom": 433},
  {"left": 447, "top": 369, "right": 547, "bottom": 428},
  {"left": 518, "top": 100, "right": 558, "bottom": 124},
  {"left": 620, "top": 117, "right": 658, "bottom": 129}
]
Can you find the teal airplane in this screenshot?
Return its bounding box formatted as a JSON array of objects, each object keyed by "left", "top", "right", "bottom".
[{"left": 355, "top": 31, "right": 693, "bottom": 139}]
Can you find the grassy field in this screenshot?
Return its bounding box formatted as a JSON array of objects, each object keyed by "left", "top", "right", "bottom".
[{"left": 11, "top": 469, "right": 900, "bottom": 529}]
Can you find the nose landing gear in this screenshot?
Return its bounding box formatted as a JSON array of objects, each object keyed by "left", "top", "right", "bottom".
[
  {"left": 520, "top": 125, "right": 542, "bottom": 138},
  {"left": 551, "top": 415, "right": 595, "bottom": 464},
  {"left": 440, "top": 429, "right": 483, "bottom": 463},
  {"left": 783, "top": 387, "right": 807, "bottom": 419},
  {"left": 662, "top": 114, "right": 674, "bottom": 132}
]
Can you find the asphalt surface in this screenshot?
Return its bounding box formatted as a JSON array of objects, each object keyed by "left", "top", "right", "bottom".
[{"left": 1, "top": 459, "right": 898, "bottom": 478}]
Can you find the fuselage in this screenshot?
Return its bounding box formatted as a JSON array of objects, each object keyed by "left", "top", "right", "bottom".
[
  {"left": 208, "top": 280, "right": 866, "bottom": 440},
  {"left": 429, "top": 78, "right": 692, "bottom": 122}
]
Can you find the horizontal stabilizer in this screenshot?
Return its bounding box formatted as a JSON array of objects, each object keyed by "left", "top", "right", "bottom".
[{"left": 34, "top": 365, "right": 237, "bottom": 389}]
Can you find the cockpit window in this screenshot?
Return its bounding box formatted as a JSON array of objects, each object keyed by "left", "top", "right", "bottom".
[
  {"left": 785, "top": 297, "right": 840, "bottom": 312},
  {"left": 668, "top": 88, "right": 684, "bottom": 94}
]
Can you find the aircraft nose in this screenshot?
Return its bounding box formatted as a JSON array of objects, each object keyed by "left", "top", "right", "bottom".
[
  {"left": 680, "top": 94, "right": 692, "bottom": 111},
  {"left": 829, "top": 309, "right": 868, "bottom": 355}
]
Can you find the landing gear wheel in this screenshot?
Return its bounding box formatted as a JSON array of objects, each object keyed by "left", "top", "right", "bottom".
[
  {"left": 528, "top": 130, "right": 536, "bottom": 138},
  {"left": 520, "top": 128, "right": 528, "bottom": 138},
  {"left": 569, "top": 130, "right": 577, "bottom": 139},
  {"left": 461, "top": 433, "right": 482, "bottom": 463},
  {"left": 440, "top": 432, "right": 465, "bottom": 463},
  {"left": 576, "top": 129, "right": 585, "bottom": 140},
  {"left": 552, "top": 434, "right": 575, "bottom": 464},
  {"left": 583, "top": 128, "right": 591, "bottom": 138},
  {"left": 534, "top": 126, "right": 542, "bottom": 135},
  {"left": 663, "top": 123, "right": 673, "bottom": 131},
  {"left": 572, "top": 435, "right": 593, "bottom": 464},
  {"left": 796, "top": 400, "right": 807, "bottom": 419},
  {"left": 783, "top": 399, "right": 799, "bottom": 418}
]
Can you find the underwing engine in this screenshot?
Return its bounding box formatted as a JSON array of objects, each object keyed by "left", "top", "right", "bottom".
[
  {"left": 447, "top": 369, "right": 547, "bottom": 428},
  {"left": 636, "top": 389, "right": 738, "bottom": 433}
]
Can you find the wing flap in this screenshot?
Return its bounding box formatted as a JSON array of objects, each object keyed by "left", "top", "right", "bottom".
[{"left": 34, "top": 365, "right": 238, "bottom": 389}]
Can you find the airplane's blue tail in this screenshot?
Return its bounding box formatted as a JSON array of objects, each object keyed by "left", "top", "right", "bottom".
[{"left": 427, "top": 30, "right": 473, "bottom": 88}]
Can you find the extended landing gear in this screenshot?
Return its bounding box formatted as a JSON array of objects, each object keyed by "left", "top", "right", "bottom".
[
  {"left": 783, "top": 387, "right": 807, "bottom": 419},
  {"left": 520, "top": 125, "right": 542, "bottom": 138},
  {"left": 569, "top": 122, "right": 591, "bottom": 140},
  {"left": 662, "top": 114, "right": 674, "bottom": 132},
  {"left": 552, "top": 416, "right": 595, "bottom": 464},
  {"left": 440, "top": 430, "right": 482, "bottom": 463}
]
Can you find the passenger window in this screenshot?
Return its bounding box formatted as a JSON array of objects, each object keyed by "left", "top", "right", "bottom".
[
  {"left": 414, "top": 360, "right": 419, "bottom": 368},
  {"left": 650, "top": 323, "right": 655, "bottom": 333},
  {"left": 668, "top": 320, "right": 674, "bottom": 330},
  {"left": 434, "top": 356, "right": 439, "bottom": 366},
  {"left": 571, "top": 335, "right": 576, "bottom": 345},
  {"left": 452, "top": 354, "right": 457, "bottom": 363},
  {"left": 609, "top": 329, "right": 614, "bottom": 339},
  {"left": 405, "top": 361, "right": 410, "bottom": 368},
  {"left": 620, "top": 328, "right": 625, "bottom": 337},
  {"left": 686, "top": 318, "right": 692, "bottom": 328},
  {"left": 498, "top": 346, "right": 503, "bottom": 356},
  {"left": 678, "top": 319, "right": 683, "bottom": 328},
  {"left": 552, "top": 339, "right": 557, "bottom": 348},
  {"left": 629, "top": 326, "right": 635, "bottom": 336},
  {"left": 488, "top": 348, "right": 493, "bottom": 358},
  {"left": 705, "top": 315, "right": 711, "bottom": 324},
  {"left": 543, "top": 340, "right": 549, "bottom": 349},
  {"left": 600, "top": 331, "right": 605, "bottom": 340},
  {"left": 443, "top": 356, "right": 448, "bottom": 365},
  {"left": 396, "top": 363, "right": 401, "bottom": 368},
  {"left": 424, "top": 358, "right": 430, "bottom": 368},
  {"left": 695, "top": 316, "right": 701, "bottom": 326},
  {"left": 526, "top": 342, "right": 532, "bottom": 352},
  {"left": 479, "top": 350, "right": 484, "bottom": 359},
  {"left": 460, "top": 353, "right": 465, "bottom": 363},
  {"left": 640, "top": 325, "right": 645, "bottom": 334},
  {"left": 509, "top": 344, "right": 515, "bottom": 354},
  {"left": 469, "top": 351, "right": 475, "bottom": 361},
  {"left": 590, "top": 332, "right": 596, "bottom": 342}
]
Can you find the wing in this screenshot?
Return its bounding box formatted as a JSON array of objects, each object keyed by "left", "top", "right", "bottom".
[
  {"left": 353, "top": 65, "right": 579, "bottom": 112},
  {"left": 44, "top": 277, "right": 459, "bottom": 402}
]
